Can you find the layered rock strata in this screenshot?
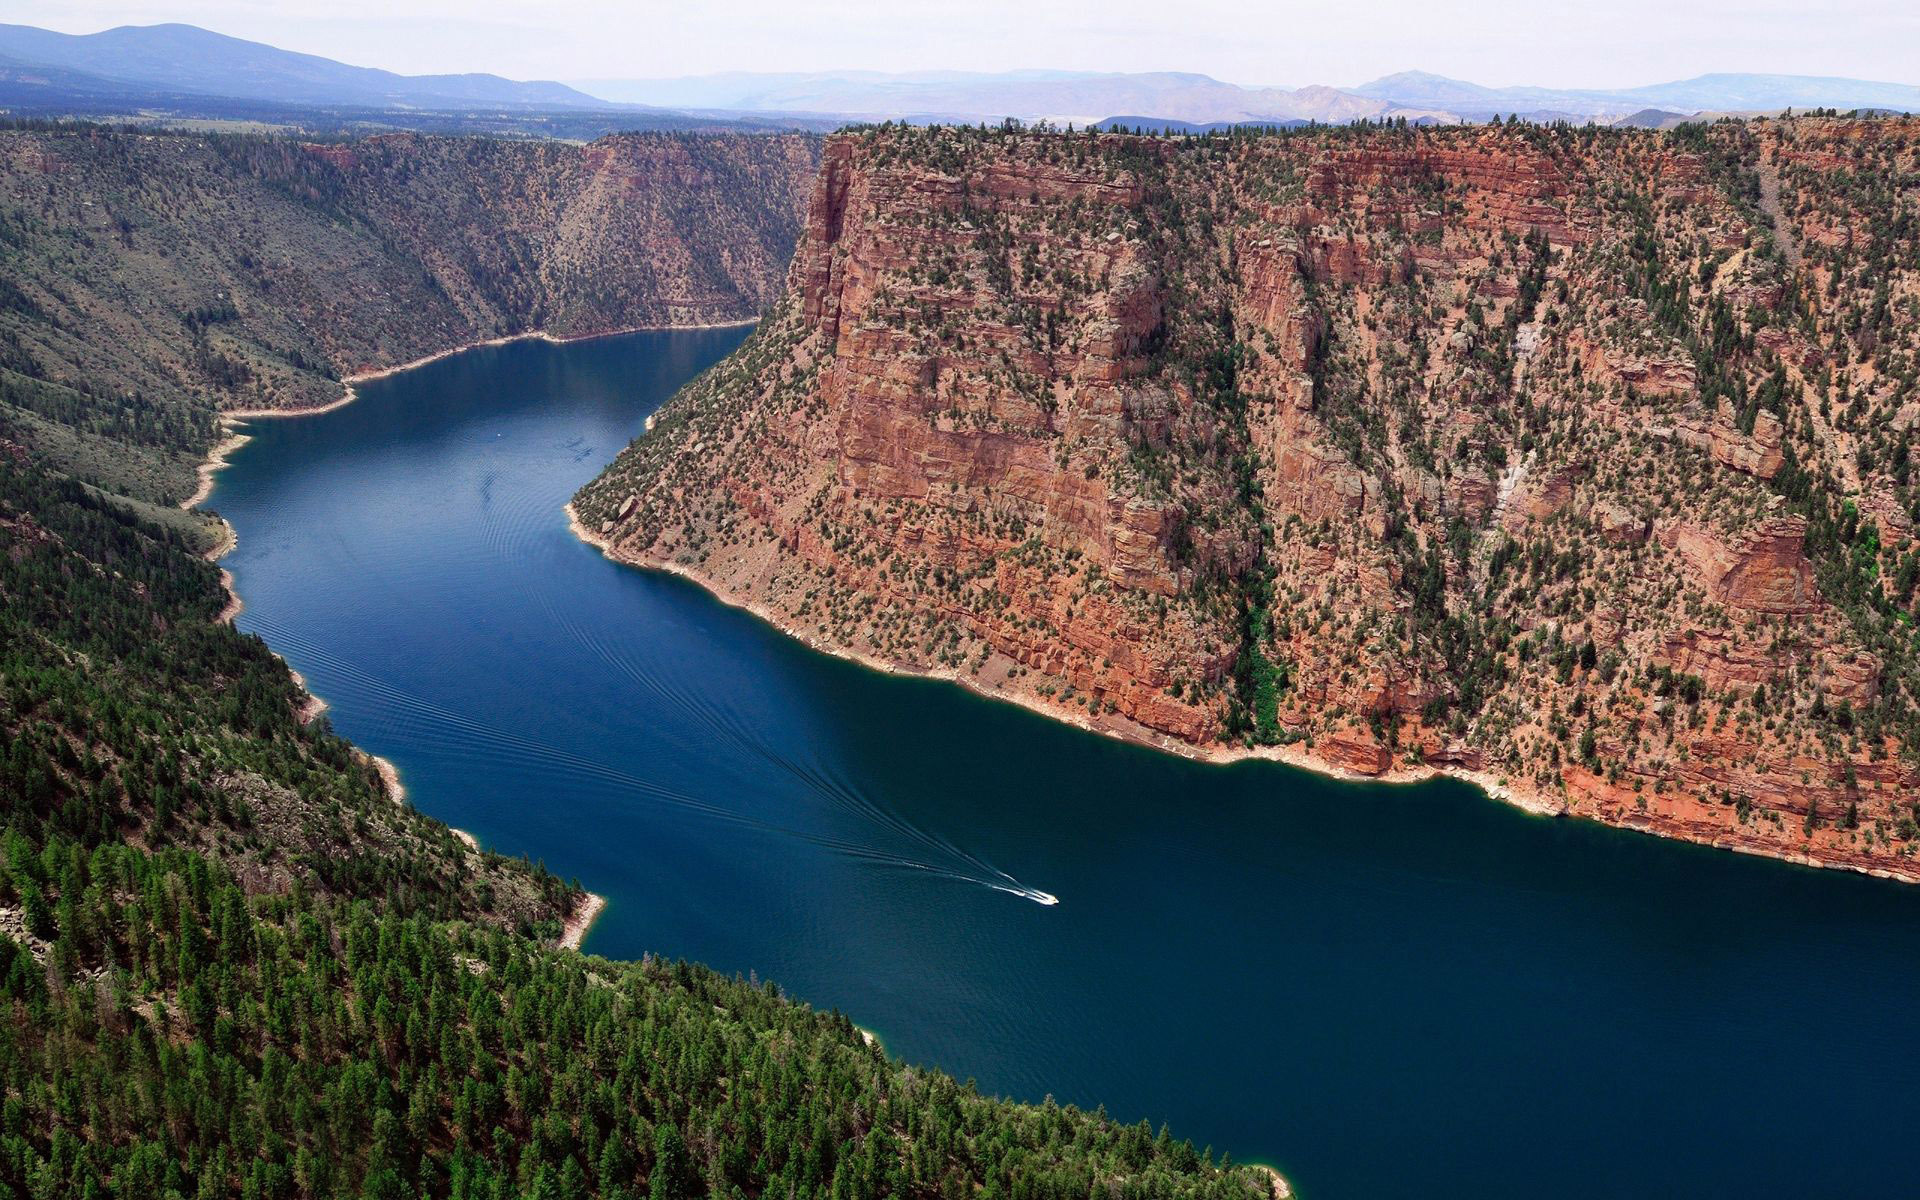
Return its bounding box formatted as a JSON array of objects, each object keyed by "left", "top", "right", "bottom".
[{"left": 579, "top": 118, "right": 1920, "bottom": 882}]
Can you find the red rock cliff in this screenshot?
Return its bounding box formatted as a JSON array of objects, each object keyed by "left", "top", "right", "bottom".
[{"left": 580, "top": 118, "right": 1920, "bottom": 884}]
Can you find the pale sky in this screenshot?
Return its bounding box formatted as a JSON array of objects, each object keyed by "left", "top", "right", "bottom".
[{"left": 10, "top": 0, "right": 1919, "bottom": 88}]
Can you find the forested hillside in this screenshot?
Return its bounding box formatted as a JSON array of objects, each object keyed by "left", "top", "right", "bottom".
[
  {"left": 0, "top": 831, "right": 1267, "bottom": 1199},
  {"left": 0, "top": 463, "right": 1272, "bottom": 1196},
  {"left": 0, "top": 464, "right": 578, "bottom": 933}
]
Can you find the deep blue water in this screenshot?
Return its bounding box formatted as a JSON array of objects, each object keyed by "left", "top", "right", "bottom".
[{"left": 210, "top": 328, "right": 1920, "bottom": 1199}]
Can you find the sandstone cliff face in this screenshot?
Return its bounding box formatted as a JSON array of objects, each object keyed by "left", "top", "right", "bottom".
[
  {"left": 581, "top": 118, "right": 1920, "bottom": 882},
  {"left": 0, "top": 127, "right": 819, "bottom": 505},
  {"left": 1659, "top": 516, "right": 1821, "bottom": 614}
]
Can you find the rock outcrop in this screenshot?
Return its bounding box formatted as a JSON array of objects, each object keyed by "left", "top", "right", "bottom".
[{"left": 1659, "top": 516, "right": 1822, "bottom": 614}]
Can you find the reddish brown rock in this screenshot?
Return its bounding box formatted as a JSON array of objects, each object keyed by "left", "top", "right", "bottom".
[
  {"left": 579, "top": 117, "right": 1920, "bottom": 886},
  {"left": 1315, "top": 726, "right": 1394, "bottom": 775},
  {"left": 1660, "top": 516, "right": 1821, "bottom": 614},
  {"left": 1593, "top": 499, "right": 1650, "bottom": 545}
]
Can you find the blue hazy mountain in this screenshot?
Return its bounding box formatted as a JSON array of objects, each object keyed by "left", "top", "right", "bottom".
[
  {"left": 595, "top": 65, "right": 1920, "bottom": 125},
  {"left": 1620, "top": 72, "right": 1920, "bottom": 112},
  {"left": 0, "top": 22, "right": 612, "bottom": 110},
  {"left": 577, "top": 69, "right": 1412, "bottom": 124},
  {"left": 1352, "top": 68, "right": 1920, "bottom": 118}
]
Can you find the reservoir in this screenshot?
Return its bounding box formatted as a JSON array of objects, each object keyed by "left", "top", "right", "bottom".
[{"left": 209, "top": 327, "right": 1920, "bottom": 1199}]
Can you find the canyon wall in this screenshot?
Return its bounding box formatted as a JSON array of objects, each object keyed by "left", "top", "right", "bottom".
[
  {"left": 579, "top": 117, "right": 1920, "bottom": 881},
  {"left": 0, "top": 126, "right": 819, "bottom": 504}
]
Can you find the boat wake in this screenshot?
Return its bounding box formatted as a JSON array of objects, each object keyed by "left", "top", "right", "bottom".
[
  {"left": 527, "top": 581, "right": 1062, "bottom": 907},
  {"left": 991, "top": 883, "right": 1061, "bottom": 906}
]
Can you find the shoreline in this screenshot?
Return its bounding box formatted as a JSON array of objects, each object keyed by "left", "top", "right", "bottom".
[
  {"left": 1251, "top": 1165, "right": 1293, "bottom": 1199},
  {"left": 183, "top": 320, "right": 763, "bottom": 622},
  {"left": 181, "top": 424, "right": 253, "bottom": 511},
  {"left": 179, "top": 324, "right": 735, "bottom": 963},
  {"left": 565, "top": 506, "right": 1919, "bottom": 890},
  {"left": 219, "top": 320, "right": 758, "bottom": 423},
  {"left": 369, "top": 752, "right": 481, "bottom": 850},
  {"left": 200, "top": 507, "right": 246, "bottom": 623},
  {"left": 564, "top": 503, "right": 1558, "bottom": 800},
  {"left": 560, "top": 891, "right": 607, "bottom": 950},
  {"left": 289, "top": 667, "right": 328, "bottom": 723},
  {"left": 371, "top": 753, "right": 407, "bottom": 805}
]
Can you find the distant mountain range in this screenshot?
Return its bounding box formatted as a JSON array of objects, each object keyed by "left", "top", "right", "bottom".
[
  {"left": 576, "top": 69, "right": 1437, "bottom": 126},
  {"left": 584, "top": 66, "right": 1920, "bottom": 127},
  {"left": 1349, "top": 68, "right": 1920, "bottom": 120},
  {"left": 0, "top": 22, "right": 840, "bottom": 136},
  {"left": 0, "top": 22, "right": 1914, "bottom": 133},
  {"left": 0, "top": 22, "right": 619, "bottom": 110}
]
